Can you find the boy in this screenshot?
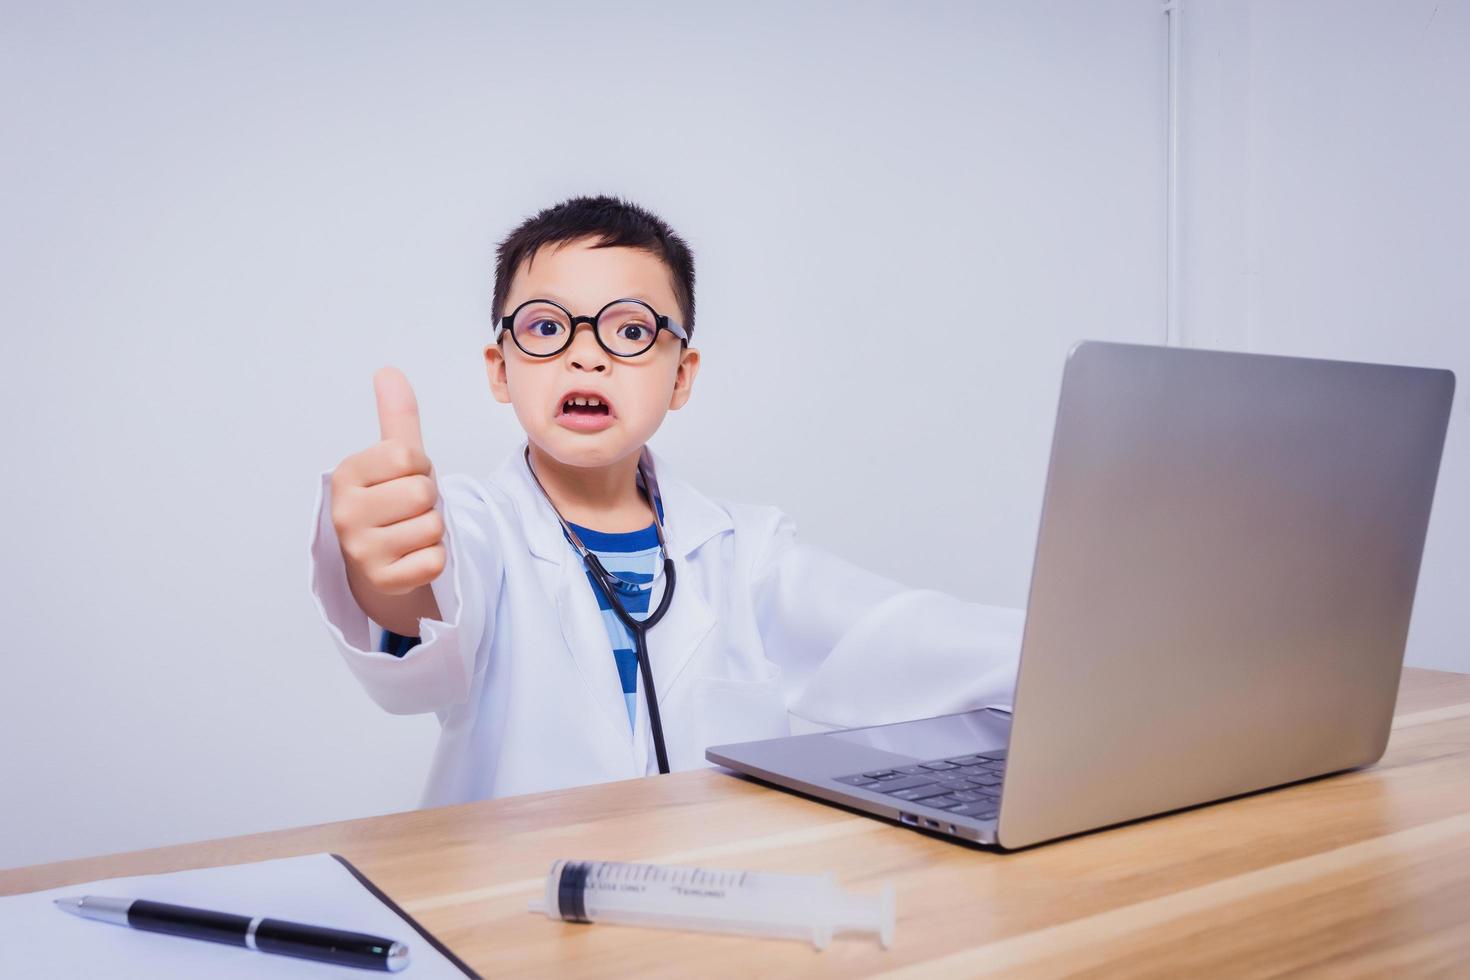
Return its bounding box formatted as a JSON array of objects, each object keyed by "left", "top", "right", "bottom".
[{"left": 307, "top": 194, "right": 1023, "bottom": 808}]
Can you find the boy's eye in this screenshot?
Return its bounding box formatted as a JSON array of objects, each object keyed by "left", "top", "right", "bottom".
[{"left": 530, "top": 319, "right": 564, "bottom": 337}]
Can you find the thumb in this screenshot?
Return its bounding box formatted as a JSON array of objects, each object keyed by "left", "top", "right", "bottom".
[{"left": 373, "top": 366, "right": 426, "bottom": 453}]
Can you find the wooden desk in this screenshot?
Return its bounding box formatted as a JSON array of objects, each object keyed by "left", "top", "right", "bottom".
[{"left": 5, "top": 667, "right": 1470, "bottom": 977}]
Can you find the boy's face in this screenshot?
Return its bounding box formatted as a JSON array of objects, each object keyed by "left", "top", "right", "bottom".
[{"left": 484, "top": 236, "right": 699, "bottom": 470}]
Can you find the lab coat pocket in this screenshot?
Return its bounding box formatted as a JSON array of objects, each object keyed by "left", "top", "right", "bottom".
[{"left": 690, "top": 661, "right": 791, "bottom": 752}]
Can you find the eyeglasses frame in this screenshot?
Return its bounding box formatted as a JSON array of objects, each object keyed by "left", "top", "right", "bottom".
[{"left": 496, "top": 297, "right": 689, "bottom": 359}]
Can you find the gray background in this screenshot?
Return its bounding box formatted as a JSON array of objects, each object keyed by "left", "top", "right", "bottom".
[{"left": 2, "top": 0, "right": 1465, "bottom": 869}]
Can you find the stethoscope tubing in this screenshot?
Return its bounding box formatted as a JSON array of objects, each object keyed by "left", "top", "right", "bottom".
[
  {"left": 524, "top": 446, "right": 675, "bottom": 774},
  {"left": 585, "top": 552, "right": 675, "bottom": 774}
]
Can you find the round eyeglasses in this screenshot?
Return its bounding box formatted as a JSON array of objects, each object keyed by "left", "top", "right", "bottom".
[{"left": 497, "top": 298, "right": 689, "bottom": 359}]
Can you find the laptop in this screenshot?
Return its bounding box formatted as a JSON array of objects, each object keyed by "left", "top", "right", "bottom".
[{"left": 707, "top": 340, "right": 1455, "bottom": 849}]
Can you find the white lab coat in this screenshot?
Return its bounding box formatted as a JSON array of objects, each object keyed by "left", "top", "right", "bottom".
[{"left": 307, "top": 440, "right": 1024, "bottom": 808}]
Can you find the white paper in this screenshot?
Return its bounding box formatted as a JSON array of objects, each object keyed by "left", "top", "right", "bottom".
[{"left": 0, "top": 852, "right": 469, "bottom": 978}]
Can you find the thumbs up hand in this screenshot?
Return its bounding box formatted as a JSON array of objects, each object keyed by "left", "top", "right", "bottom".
[
  {"left": 374, "top": 364, "right": 429, "bottom": 458},
  {"left": 330, "top": 367, "right": 447, "bottom": 598}
]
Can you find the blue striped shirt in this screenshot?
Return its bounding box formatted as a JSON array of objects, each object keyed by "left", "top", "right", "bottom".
[{"left": 378, "top": 496, "right": 665, "bottom": 731}]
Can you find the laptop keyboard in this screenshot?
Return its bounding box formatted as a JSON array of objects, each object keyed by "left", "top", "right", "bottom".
[{"left": 834, "top": 749, "right": 1007, "bottom": 821}]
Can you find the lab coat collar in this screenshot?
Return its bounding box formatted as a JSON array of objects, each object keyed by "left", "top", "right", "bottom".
[
  {"left": 487, "top": 440, "right": 733, "bottom": 565},
  {"left": 485, "top": 440, "right": 731, "bottom": 763}
]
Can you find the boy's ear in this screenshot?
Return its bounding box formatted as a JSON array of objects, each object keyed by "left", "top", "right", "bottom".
[
  {"left": 483, "top": 341, "right": 512, "bottom": 404},
  {"left": 669, "top": 347, "right": 700, "bottom": 411}
]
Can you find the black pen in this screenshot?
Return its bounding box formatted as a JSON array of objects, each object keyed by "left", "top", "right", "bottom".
[{"left": 55, "top": 894, "right": 409, "bottom": 972}]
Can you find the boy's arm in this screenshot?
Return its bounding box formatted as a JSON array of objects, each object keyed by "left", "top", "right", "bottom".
[
  {"left": 308, "top": 469, "right": 501, "bottom": 714},
  {"left": 750, "top": 507, "right": 1024, "bottom": 731},
  {"left": 347, "top": 569, "right": 439, "bottom": 639}
]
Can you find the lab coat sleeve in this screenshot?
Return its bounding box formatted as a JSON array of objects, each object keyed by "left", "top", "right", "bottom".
[
  {"left": 750, "top": 507, "right": 1024, "bottom": 730},
  {"left": 306, "top": 468, "right": 500, "bottom": 715}
]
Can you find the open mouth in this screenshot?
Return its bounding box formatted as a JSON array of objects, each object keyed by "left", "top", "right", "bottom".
[{"left": 558, "top": 395, "right": 612, "bottom": 418}]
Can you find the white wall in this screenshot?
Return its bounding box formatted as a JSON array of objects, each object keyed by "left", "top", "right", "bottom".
[
  {"left": 2, "top": 0, "right": 1462, "bottom": 872},
  {"left": 0, "top": 1, "right": 1167, "bottom": 869},
  {"left": 1179, "top": 0, "right": 1469, "bottom": 672}
]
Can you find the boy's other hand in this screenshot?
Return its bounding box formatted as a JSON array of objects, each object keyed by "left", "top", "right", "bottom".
[{"left": 329, "top": 367, "right": 447, "bottom": 598}]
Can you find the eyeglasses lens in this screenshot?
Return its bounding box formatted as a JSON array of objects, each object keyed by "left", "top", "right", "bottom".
[{"left": 511, "top": 301, "right": 659, "bottom": 356}]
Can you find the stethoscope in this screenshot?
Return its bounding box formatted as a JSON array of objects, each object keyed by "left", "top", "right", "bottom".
[{"left": 523, "top": 445, "right": 676, "bottom": 773}]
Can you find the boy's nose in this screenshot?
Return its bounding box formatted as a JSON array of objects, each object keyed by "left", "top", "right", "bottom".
[{"left": 567, "top": 322, "right": 608, "bottom": 369}]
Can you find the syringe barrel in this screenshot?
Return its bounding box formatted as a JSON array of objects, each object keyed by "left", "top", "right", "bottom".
[{"left": 534, "top": 859, "right": 894, "bottom": 950}]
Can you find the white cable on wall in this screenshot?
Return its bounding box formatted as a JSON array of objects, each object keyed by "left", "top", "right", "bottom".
[{"left": 1163, "top": 0, "right": 1183, "bottom": 346}]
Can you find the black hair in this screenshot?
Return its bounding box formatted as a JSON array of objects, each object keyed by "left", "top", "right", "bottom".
[{"left": 492, "top": 194, "right": 697, "bottom": 342}]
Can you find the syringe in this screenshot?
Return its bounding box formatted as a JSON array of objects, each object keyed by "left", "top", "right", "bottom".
[{"left": 528, "top": 859, "right": 895, "bottom": 950}]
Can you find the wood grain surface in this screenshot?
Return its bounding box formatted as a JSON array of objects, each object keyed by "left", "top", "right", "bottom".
[{"left": 5, "top": 667, "right": 1469, "bottom": 978}]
